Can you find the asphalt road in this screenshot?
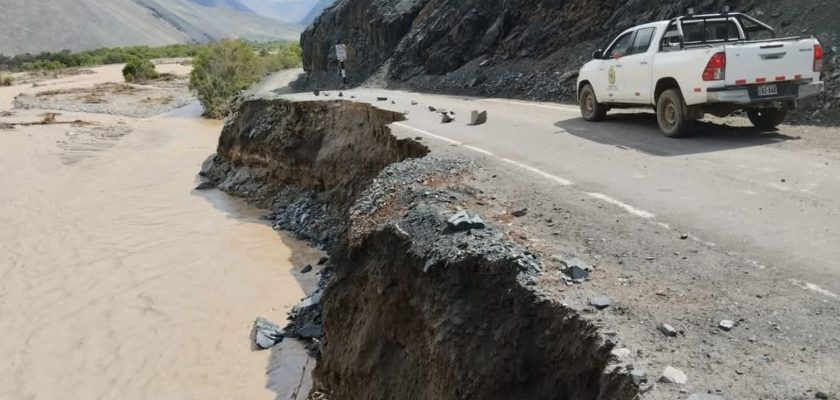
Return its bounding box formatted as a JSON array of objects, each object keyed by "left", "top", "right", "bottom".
[{"left": 280, "top": 86, "right": 840, "bottom": 297}]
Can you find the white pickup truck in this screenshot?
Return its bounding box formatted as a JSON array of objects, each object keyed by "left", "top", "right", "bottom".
[{"left": 576, "top": 10, "right": 824, "bottom": 137}]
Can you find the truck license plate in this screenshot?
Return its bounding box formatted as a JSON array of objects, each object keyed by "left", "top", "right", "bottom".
[{"left": 757, "top": 84, "right": 778, "bottom": 97}]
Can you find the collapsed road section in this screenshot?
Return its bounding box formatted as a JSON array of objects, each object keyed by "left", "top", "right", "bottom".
[{"left": 199, "top": 97, "right": 639, "bottom": 399}]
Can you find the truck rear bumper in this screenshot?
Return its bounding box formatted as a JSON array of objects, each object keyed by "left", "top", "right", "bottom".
[{"left": 707, "top": 81, "right": 824, "bottom": 105}]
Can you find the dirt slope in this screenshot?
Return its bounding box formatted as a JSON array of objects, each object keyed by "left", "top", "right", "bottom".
[{"left": 200, "top": 98, "right": 640, "bottom": 399}]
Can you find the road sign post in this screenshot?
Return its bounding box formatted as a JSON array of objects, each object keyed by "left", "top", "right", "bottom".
[{"left": 335, "top": 44, "right": 348, "bottom": 85}]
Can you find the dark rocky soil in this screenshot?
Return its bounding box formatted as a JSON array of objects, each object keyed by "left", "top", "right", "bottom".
[
  {"left": 200, "top": 97, "right": 642, "bottom": 399},
  {"left": 201, "top": 94, "right": 840, "bottom": 399},
  {"left": 299, "top": 0, "right": 840, "bottom": 125}
]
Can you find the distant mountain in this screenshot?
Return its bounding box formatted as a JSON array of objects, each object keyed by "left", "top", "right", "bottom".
[
  {"left": 187, "top": 0, "right": 255, "bottom": 13},
  {"left": 299, "top": 0, "right": 334, "bottom": 25},
  {"left": 0, "top": 0, "right": 301, "bottom": 56},
  {"left": 236, "top": 0, "right": 333, "bottom": 24}
]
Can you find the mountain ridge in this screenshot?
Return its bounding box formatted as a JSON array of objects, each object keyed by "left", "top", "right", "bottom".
[{"left": 0, "top": 0, "right": 301, "bottom": 56}]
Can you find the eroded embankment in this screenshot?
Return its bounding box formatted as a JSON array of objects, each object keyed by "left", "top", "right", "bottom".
[{"left": 201, "top": 97, "right": 639, "bottom": 399}]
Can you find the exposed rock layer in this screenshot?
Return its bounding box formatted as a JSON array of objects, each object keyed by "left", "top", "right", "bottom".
[{"left": 201, "top": 98, "right": 639, "bottom": 399}]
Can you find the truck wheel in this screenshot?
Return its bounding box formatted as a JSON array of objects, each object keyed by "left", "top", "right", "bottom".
[
  {"left": 747, "top": 108, "right": 787, "bottom": 129},
  {"left": 579, "top": 84, "right": 607, "bottom": 122},
  {"left": 656, "top": 89, "right": 689, "bottom": 138}
]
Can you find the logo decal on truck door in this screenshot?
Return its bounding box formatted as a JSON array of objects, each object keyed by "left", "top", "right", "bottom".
[{"left": 608, "top": 66, "right": 617, "bottom": 85}]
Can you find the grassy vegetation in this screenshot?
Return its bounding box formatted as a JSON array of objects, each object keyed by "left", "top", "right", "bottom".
[
  {"left": 122, "top": 58, "right": 159, "bottom": 83},
  {"left": 189, "top": 39, "right": 301, "bottom": 118},
  {"left": 0, "top": 74, "right": 12, "bottom": 87},
  {"left": 0, "top": 41, "right": 300, "bottom": 73}
]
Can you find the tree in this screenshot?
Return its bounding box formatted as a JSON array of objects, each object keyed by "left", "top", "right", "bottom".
[
  {"left": 122, "top": 57, "right": 158, "bottom": 83},
  {"left": 189, "top": 39, "right": 263, "bottom": 119}
]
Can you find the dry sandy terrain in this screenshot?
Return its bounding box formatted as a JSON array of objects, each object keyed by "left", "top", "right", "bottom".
[{"left": 0, "top": 64, "right": 319, "bottom": 400}]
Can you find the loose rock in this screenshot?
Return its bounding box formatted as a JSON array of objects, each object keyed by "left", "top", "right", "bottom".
[
  {"left": 718, "top": 320, "right": 736, "bottom": 331},
  {"left": 411, "top": 100, "right": 418, "bottom": 105},
  {"left": 251, "top": 317, "right": 284, "bottom": 350},
  {"left": 377, "top": 97, "right": 388, "bottom": 101},
  {"left": 313, "top": 90, "right": 320, "bottom": 96},
  {"left": 428, "top": 106, "right": 437, "bottom": 112},
  {"left": 659, "top": 366, "right": 688, "bottom": 385},
  {"left": 561, "top": 257, "right": 590, "bottom": 283},
  {"left": 194, "top": 181, "right": 216, "bottom": 191},
  {"left": 469, "top": 110, "right": 488, "bottom": 126},
  {"left": 441, "top": 113, "right": 454, "bottom": 123},
  {"left": 629, "top": 370, "right": 647, "bottom": 385},
  {"left": 446, "top": 210, "right": 486, "bottom": 232},
  {"left": 511, "top": 208, "right": 528, "bottom": 217},
  {"left": 589, "top": 296, "right": 612, "bottom": 310},
  {"left": 659, "top": 323, "right": 678, "bottom": 337},
  {"left": 301, "top": 264, "right": 313, "bottom": 273},
  {"left": 611, "top": 348, "right": 631, "bottom": 359},
  {"left": 317, "top": 256, "right": 329, "bottom": 265}
]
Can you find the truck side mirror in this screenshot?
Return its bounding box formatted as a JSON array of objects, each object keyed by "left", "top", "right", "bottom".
[{"left": 593, "top": 50, "right": 604, "bottom": 59}]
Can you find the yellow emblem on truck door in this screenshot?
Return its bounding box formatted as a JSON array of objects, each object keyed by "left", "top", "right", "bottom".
[{"left": 608, "top": 65, "right": 616, "bottom": 85}]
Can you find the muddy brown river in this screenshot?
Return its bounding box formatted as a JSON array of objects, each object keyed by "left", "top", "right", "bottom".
[{"left": 0, "top": 65, "right": 317, "bottom": 400}]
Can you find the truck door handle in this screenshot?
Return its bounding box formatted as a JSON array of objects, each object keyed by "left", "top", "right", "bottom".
[{"left": 640, "top": 61, "right": 649, "bottom": 65}]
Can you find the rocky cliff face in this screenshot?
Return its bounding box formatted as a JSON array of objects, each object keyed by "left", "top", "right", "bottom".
[
  {"left": 300, "top": 0, "right": 840, "bottom": 124},
  {"left": 300, "top": 0, "right": 428, "bottom": 87}
]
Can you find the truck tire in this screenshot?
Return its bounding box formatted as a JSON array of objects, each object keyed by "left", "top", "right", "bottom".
[
  {"left": 656, "top": 89, "right": 689, "bottom": 138},
  {"left": 747, "top": 108, "right": 787, "bottom": 129},
  {"left": 579, "top": 84, "right": 607, "bottom": 122}
]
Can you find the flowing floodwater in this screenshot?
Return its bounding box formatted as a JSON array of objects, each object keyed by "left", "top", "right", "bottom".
[{"left": 0, "top": 66, "right": 318, "bottom": 400}]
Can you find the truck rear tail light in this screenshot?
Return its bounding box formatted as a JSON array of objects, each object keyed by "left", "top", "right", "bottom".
[
  {"left": 702, "top": 52, "right": 726, "bottom": 81},
  {"left": 814, "top": 44, "right": 824, "bottom": 72}
]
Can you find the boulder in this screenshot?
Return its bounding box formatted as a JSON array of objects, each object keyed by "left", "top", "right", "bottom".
[
  {"left": 469, "top": 110, "right": 488, "bottom": 126},
  {"left": 251, "top": 317, "right": 284, "bottom": 350}
]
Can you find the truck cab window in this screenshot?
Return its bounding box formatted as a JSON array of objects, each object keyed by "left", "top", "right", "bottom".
[
  {"left": 606, "top": 31, "right": 635, "bottom": 59},
  {"left": 682, "top": 19, "right": 742, "bottom": 44},
  {"left": 630, "top": 28, "right": 656, "bottom": 55}
]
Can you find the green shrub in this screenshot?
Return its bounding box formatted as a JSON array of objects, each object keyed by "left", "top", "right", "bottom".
[
  {"left": 0, "top": 74, "right": 12, "bottom": 86},
  {"left": 189, "top": 39, "right": 263, "bottom": 119},
  {"left": 261, "top": 43, "right": 302, "bottom": 73},
  {"left": 122, "top": 57, "right": 158, "bottom": 83}
]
